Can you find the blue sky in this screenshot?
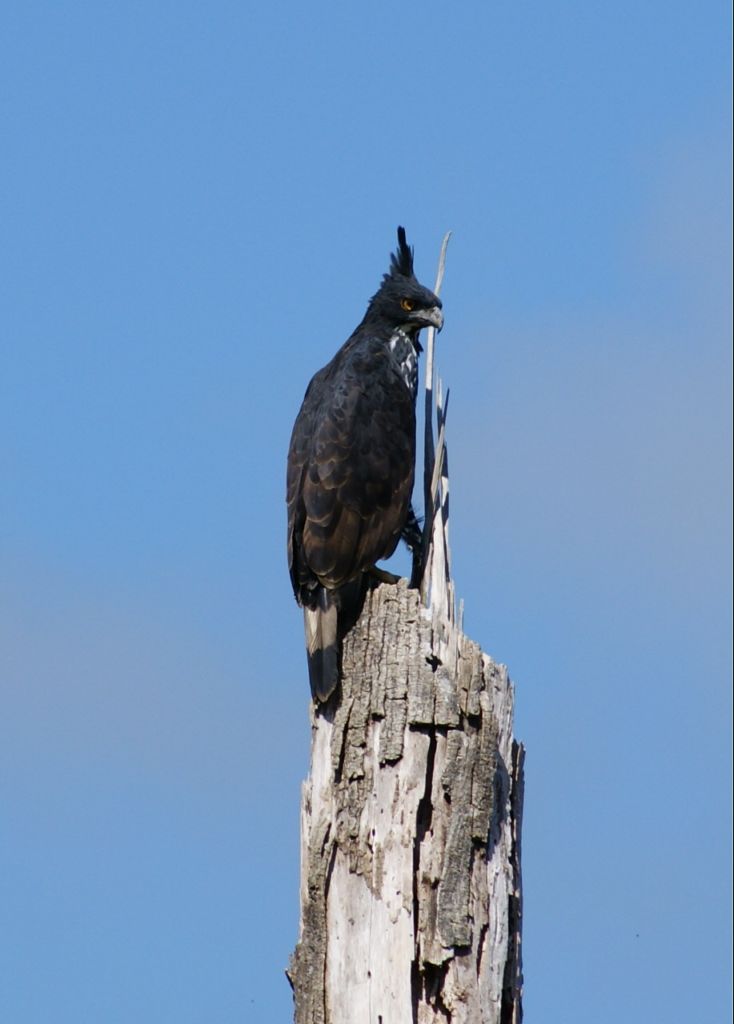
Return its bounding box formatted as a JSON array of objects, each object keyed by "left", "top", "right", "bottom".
[{"left": 1, "top": 2, "right": 731, "bottom": 1021}]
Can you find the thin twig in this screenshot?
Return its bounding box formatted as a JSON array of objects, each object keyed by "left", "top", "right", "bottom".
[
  {"left": 424, "top": 231, "right": 452, "bottom": 392},
  {"left": 420, "top": 232, "right": 451, "bottom": 599},
  {"left": 430, "top": 422, "right": 446, "bottom": 507}
]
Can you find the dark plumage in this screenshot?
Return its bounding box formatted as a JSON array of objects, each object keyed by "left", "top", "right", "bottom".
[{"left": 287, "top": 227, "right": 443, "bottom": 700}]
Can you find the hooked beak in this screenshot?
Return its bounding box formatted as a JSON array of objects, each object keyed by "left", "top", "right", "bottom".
[{"left": 420, "top": 306, "right": 444, "bottom": 331}]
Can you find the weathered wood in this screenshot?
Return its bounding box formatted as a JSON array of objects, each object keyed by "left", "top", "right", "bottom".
[
  {"left": 421, "top": 231, "right": 452, "bottom": 590},
  {"left": 288, "top": 581, "right": 524, "bottom": 1023}
]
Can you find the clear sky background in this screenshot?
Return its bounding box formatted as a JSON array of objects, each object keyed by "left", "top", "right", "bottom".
[{"left": 1, "top": 2, "right": 731, "bottom": 1021}]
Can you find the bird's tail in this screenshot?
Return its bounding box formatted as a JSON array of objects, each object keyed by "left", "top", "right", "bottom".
[{"left": 303, "top": 588, "right": 339, "bottom": 702}]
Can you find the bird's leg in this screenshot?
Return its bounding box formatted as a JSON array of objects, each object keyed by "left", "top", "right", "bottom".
[
  {"left": 401, "top": 504, "right": 423, "bottom": 552},
  {"left": 367, "top": 566, "right": 402, "bottom": 585},
  {"left": 365, "top": 506, "right": 424, "bottom": 589},
  {"left": 401, "top": 504, "right": 424, "bottom": 590}
]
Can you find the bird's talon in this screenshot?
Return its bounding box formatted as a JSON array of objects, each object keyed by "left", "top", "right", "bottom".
[{"left": 367, "top": 566, "right": 402, "bottom": 585}]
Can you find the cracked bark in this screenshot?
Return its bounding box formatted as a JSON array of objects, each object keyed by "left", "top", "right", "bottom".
[{"left": 288, "top": 580, "right": 524, "bottom": 1023}]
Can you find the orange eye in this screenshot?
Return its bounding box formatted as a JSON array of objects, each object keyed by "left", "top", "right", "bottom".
[{"left": 400, "top": 298, "right": 415, "bottom": 311}]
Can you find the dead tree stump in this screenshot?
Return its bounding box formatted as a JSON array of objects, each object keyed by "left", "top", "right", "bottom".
[{"left": 288, "top": 581, "right": 524, "bottom": 1023}]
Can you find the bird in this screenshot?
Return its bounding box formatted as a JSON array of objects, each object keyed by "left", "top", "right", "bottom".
[{"left": 286, "top": 227, "right": 443, "bottom": 701}]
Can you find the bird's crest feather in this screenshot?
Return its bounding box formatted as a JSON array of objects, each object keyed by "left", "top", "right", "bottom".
[{"left": 386, "top": 225, "right": 414, "bottom": 280}]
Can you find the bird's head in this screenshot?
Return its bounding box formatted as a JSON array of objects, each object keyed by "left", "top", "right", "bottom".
[{"left": 364, "top": 227, "right": 444, "bottom": 333}]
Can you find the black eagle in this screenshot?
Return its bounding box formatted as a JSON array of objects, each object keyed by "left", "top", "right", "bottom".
[{"left": 286, "top": 227, "right": 443, "bottom": 701}]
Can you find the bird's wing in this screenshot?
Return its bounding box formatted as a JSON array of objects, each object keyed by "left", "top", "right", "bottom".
[{"left": 287, "top": 339, "right": 415, "bottom": 598}]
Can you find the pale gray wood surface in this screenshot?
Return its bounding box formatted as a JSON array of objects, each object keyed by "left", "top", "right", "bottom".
[{"left": 288, "top": 581, "right": 523, "bottom": 1023}]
